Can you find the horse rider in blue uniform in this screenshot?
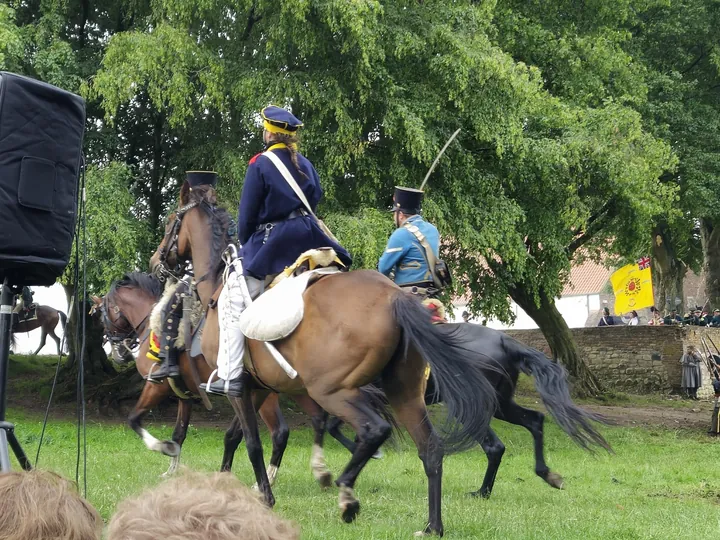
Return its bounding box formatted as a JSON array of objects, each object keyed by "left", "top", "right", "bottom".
[
  {"left": 379, "top": 187, "right": 441, "bottom": 300},
  {"left": 148, "top": 171, "right": 218, "bottom": 383},
  {"left": 202, "top": 105, "right": 352, "bottom": 397}
]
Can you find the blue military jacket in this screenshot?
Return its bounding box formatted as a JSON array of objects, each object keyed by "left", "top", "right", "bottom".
[
  {"left": 238, "top": 143, "right": 352, "bottom": 278},
  {"left": 378, "top": 215, "right": 440, "bottom": 286}
]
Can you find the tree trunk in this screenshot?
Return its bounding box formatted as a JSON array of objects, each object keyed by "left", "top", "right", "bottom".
[
  {"left": 57, "top": 285, "right": 116, "bottom": 398},
  {"left": 651, "top": 224, "right": 687, "bottom": 314},
  {"left": 509, "top": 283, "right": 603, "bottom": 397},
  {"left": 701, "top": 218, "right": 720, "bottom": 310}
]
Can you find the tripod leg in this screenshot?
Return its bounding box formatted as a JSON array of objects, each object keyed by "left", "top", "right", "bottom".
[
  {"left": 0, "top": 430, "right": 10, "bottom": 471},
  {"left": 6, "top": 429, "right": 31, "bottom": 470}
]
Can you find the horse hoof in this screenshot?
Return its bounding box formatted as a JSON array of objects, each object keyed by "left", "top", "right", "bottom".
[
  {"left": 251, "top": 483, "right": 259, "bottom": 491},
  {"left": 371, "top": 448, "right": 384, "bottom": 460},
  {"left": 469, "top": 490, "right": 490, "bottom": 499},
  {"left": 317, "top": 472, "right": 333, "bottom": 490},
  {"left": 341, "top": 500, "right": 360, "bottom": 523},
  {"left": 414, "top": 524, "right": 443, "bottom": 537},
  {"left": 161, "top": 441, "right": 180, "bottom": 457},
  {"left": 545, "top": 472, "right": 564, "bottom": 490}
]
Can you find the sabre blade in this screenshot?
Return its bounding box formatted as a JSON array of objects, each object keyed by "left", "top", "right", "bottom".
[{"left": 420, "top": 128, "right": 461, "bottom": 191}]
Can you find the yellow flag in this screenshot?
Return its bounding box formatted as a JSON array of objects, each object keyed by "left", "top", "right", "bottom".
[{"left": 610, "top": 257, "right": 654, "bottom": 314}]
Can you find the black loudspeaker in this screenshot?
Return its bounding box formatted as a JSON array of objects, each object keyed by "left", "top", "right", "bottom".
[{"left": 0, "top": 72, "right": 86, "bottom": 287}]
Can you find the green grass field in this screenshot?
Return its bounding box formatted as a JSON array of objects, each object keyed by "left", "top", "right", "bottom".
[{"left": 7, "top": 404, "right": 720, "bottom": 539}]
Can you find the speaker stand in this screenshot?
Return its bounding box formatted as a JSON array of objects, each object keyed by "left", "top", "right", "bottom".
[{"left": 0, "top": 280, "right": 31, "bottom": 471}]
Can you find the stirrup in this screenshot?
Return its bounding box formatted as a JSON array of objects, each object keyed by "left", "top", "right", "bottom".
[{"left": 146, "top": 362, "right": 162, "bottom": 385}]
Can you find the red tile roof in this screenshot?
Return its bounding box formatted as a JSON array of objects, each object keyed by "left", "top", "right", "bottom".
[{"left": 560, "top": 259, "right": 612, "bottom": 296}]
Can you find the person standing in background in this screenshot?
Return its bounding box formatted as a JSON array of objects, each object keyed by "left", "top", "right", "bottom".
[
  {"left": 598, "top": 307, "right": 615, "bottom": 326},
  {"left": 681, "top": 346, "right": 703, "bottom": 400}
]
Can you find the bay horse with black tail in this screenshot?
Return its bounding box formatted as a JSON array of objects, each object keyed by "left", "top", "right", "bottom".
[
  {"left": 327, "top": 323, "right": 610, "bottom": 497},
  {"left": 13, "top": 305, "right": 67, "bottom": 355},
  {"left": 97, "top": 272, "right": 336, "bottom": 486},
  {"left": 150, "top": 185, "right": 500, "bottom": 536}
]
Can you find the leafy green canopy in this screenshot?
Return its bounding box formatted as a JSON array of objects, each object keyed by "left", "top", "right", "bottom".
[{"left": 7, "top": 0, "right": 674, "bottom": 322}]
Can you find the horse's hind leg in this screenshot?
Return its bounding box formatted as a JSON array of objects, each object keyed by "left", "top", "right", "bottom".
[
  {"left": 129, "top": 382, "right": 179, "bottom": 459},
  {"left": 48, "top": 328, "right": 62, "bottom": 356},
  {"left": 163, "top": 398, "right": 192, "bottom": 477},
  {"left": 292, "top": 394, "right": 334, "bottom": 488},
  {"left": 310, "top": 388, "right": 391, "bottom": 523},
  {"left": 498, "top": 399, "right": 563, "bottom": 489},
  {"left": 33, "top": 329, "right": 48, "bottom": 356},
  {"left": 470, "top": 427, "right": 505, "bottom": 499},
  {"left": 382, "top": 352, "right": 443, "bottom": 536},
  {"left": 327, "top": 416, "right": 357, "bottom": 454},
  {"left": 327, "top": 415, "right": 383, "bottom": 459}
]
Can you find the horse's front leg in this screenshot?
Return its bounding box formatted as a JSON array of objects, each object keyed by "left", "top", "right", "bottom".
[
  {"left": 163, "top": 398, "right": 192, "bottom": 477},
  {"left": 129, "top": 381, "right": 180, "bottom": 461},
  {"left": 227, "top": 377, "right": 274, "bottom": 507}
]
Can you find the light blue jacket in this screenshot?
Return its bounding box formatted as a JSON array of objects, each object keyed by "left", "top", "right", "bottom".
[{"left": 378, "top": 215, "right": 440, "bottom": 286}]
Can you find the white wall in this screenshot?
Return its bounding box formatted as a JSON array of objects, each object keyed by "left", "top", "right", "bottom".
[{"left": 453, "top": 294, "right": 600, "bottom": 330}]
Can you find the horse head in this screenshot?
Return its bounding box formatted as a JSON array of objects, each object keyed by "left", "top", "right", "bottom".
[{"left": 100, "top": 273, "right": 163, "bottom": 365}]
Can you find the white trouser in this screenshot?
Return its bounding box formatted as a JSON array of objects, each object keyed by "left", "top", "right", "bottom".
[{"left": 216, "top": 268, "right": 266, "bottom": 381}]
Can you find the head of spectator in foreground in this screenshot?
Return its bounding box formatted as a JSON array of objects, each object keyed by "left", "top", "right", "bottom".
[
  {"left": 107, "top": 471, "right": 299, "bottom": 540},
  {"left": 0, "top": 469, "right": 102, "bottom": 540}
]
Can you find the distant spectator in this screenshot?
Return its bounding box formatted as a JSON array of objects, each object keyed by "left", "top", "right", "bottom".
[
  {"left": 107, "top": 471, "right": 299, "bottom": 540},
  {"left": 711, "top": 308, "right": 720, "bottom": 327},
  {"left": 0, "top": 470, "right": 102, "bottom": 540},
  {"left": 598, "top": 307, "right": 615, "bottom": 326},
  {"left": 461, "top": 311, "right": 470, "bottom": 323},
  {"left": 681, "top": 345, "right": 703, "bottom": 400},
  {"left": 622, "top": 310, "right": 640, "bottom": 326},
  {"left": 685, "top": 307, "right": 706, "bottom": 326},
  {"left": 663, "top": 309, "right": 683, "bottom": 325},
  {"left": 648, "top": 307, "right": 664, "bottom": 326}
]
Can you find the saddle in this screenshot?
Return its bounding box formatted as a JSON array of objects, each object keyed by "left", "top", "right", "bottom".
[
  {"left": 240, "top": 267, "right": 340, "bottom": 342},
  {"left": 239, "top": 248, "right": 343, "bottom": 342},
  {"left": 13, "top": 305, "right": 37, "bottom": 325}
]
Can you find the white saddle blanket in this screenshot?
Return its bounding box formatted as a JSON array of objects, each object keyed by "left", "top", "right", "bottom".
[{"left": 239, "top": 267, "right": 339, "bottom": 342}]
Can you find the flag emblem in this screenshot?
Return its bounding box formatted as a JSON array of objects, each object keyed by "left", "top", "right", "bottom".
[{"left": 611, "top": 258, "right": 654, "bottom": 314}]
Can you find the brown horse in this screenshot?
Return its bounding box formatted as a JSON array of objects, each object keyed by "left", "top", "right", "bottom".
[
  {"left": 97, "top": 272, "right": 335, "bottom": 485},
  {"left": 13, "top": 305, "right": 67, "bottom": 355},
  {"left": 150, "top": 187, "right": 500, "bottom": 536}
]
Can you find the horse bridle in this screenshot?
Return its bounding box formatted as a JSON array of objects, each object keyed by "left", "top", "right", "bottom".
[
  {"left": 153, "top": 201, "right": 198, "bottom": 282},
  {"left": 100, "top": 293, "right": 151, "bottom": 352}
]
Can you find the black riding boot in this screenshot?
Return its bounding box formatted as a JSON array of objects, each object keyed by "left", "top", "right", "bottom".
[{"left": 201, "top": 375, "right": 244, "bottom": 398}]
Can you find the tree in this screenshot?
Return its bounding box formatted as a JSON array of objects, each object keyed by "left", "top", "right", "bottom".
[
  {"left": 626, "top": 0, "right": 720, "bottom": 310},
  {"left": 87, "top": 1, "right": 676, "bottom": 395},
  {"left": 59, "top": 163, "right": 148, "bottom": 384}
]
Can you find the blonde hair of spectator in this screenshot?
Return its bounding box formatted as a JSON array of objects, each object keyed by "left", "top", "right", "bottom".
[
  {"left": 107, "top": 470, "right": 300, "bottom": 540},
  {"left": 0, "top": 469, "right": 102, "bottom": 540}
]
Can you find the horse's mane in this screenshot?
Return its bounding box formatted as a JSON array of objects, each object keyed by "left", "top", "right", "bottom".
[
  {"left": 181, "top": 186, "right": 235, "bottom": 287},
  {"left": 109, "top": 271, "right": 164, "bottom": 300}
]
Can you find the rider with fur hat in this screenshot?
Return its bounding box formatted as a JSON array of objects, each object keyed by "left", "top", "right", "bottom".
[{"left": 148, "top": 171, "right": 218, "bottom": 383}]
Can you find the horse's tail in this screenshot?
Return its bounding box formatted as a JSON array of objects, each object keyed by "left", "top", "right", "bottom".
[
  {"left": 58, "top": 311, "right": 68, "bottom": 353},
  {"left": 58, "top": 311, "right": 67, "bottom": 332},
  {"left": 517, "top": 345, "right": 610, "bottom": 451},
  {"left": 392, "top": 293, "right": 499, "bottom": 453}
]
